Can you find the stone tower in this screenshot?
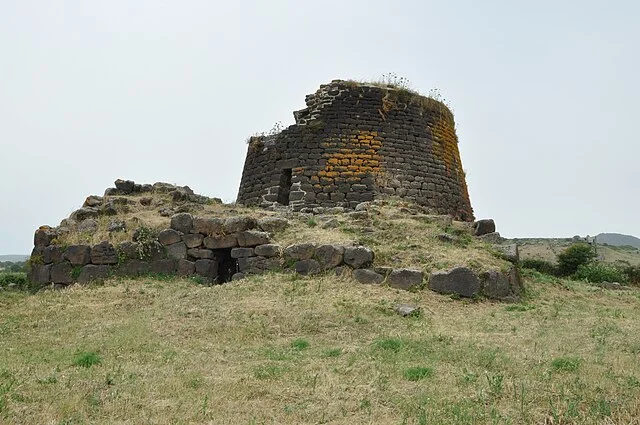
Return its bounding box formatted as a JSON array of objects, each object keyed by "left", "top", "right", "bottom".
[{"left": 237, "top": 80, "right": 474, "bottom": 221}]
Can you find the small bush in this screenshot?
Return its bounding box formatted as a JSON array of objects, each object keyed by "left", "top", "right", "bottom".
[
  {"left": 403, "top": 367, "right": 434, "bottom": 381},
  {"left": 574, "top": 263, "right": 628, "bottom": 284},
  {"left": 73, "top": 351, "right": 102, "bottom": 368},
  {"left": 557, "top": 244, "right": 596, "bottom": 276},
  {"left": 520, "top": 259, "right": 557, "bottom": 276},
  {"left": 0, "top": 272, "right": 27, "bottom": 287},
  {"left": 623, "top": 265, "right": 640, "bottom": 286}
]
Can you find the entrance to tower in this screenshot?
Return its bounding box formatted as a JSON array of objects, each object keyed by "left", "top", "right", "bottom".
[{"left": 277, "top": 169, "right": 292, "bottom": 205}]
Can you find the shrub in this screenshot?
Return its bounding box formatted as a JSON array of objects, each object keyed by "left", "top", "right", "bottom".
[
  {"left": 557, "top": 244, "right": 596, "bottom": 276},
  {"left": 520, "top": 259, "right": 557, "bottom": 276},
  {"left": 623, "top": 265, "right": 640, "bottom": 286},
  {"left": 574, "top": 263, "right": 628, "bottom": 284},
  {"left": 0, "top": 272, "right": 28, "bottom": 288}
]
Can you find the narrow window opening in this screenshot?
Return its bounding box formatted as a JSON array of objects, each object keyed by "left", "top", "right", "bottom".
[{"left": 277, "top": 169, "right": 292, "bottom": 205}]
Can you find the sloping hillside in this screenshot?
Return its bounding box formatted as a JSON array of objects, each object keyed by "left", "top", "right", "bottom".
[{"left": 596, "top": 233, "right": 640, "bottom": 249}]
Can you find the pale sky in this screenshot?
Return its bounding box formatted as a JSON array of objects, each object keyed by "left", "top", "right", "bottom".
[{"left": 1, "top": 0, "right": 638, "bottom": 255}]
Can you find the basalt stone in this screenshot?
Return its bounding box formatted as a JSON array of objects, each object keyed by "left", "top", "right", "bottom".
[
  {"left": 70, "top": 207, "right": 99, "bottom": 221},
  {"left": 315, "top": 244, "right": 344, "bottom": 269},
  {"left": 28, "top": 264, "right": 51, "bottom": 285},
  {"left": 481, "top": 267, "right": 523, "bottom": 301},
  {"left": 394, "top": 304, "right": 421, "bottom": 317},
  {"left": 195, "top": 259, "right": 218, "bottom": 279},
  {"left": 230, "top": 248, "right": 255, "bottom": 258},
  {"left": 237, "top": 230, "right": 270, "bottom": 247},
  {"left": 238, "top": 257, "right": 281, "bottom": 274},
  {"left": 257, "top": 217, "right": 289, "bottom": 233},
  {"left": 34, "top": 227, "right": 57, "bottom": 248},
  {"left": 150, "top": 259, "right": 176, "bottom": 274},
  {"left": 153, "top": 182, "right": 177, "bottom": 193},
  {"left": 478, "top": 232, "right": 504, "bottom": 244},
  {"left": 295, "top": 259, "right": 321, "bottom": 275},
  {"left": 493, "top": 243, "right": 519, "bottom": 264},
  {"left": 116, "top": 259, "right": 149, "bottom": 276},
  {"left": 343, "top": 246, "right": 374, "bottom": 269},
  {"left": 98, "top": 202, "right": 118, "bottom": 216},
  {"left": 388, "top": 269, "right": 424, "bottom": 290},
  {"left": 63, "top": 245, "right": 92, "bottom": 266},
  {"left": 43, "top": 245, "right": 63, "bottom": 264},
  {"left": 166, "top": 242, "right": 187, "bottom": 260},
  {"left": 321, "top": 218, "right": 340, "bottom": 229},
  {"left": 104, "top": 188, "right": 121, "bottom": 196},
  {"left": 192, "top": 217, "right": 224, "bottom": 235},
  {"left": 140, "top": 241, "right": 166, "bottom": 261},
  {"left": 224, "top": 216, "right": 257, "bottom": 233},
  {"left": 187, "top": 248, "right": 214, "bottom": 260},
  {"left": 183, "top": 233, "right": 204, "bottom": 249},
  {"left": 50, "top": 262, "right": 73, "bottom": 284},
  {"left": 353, "top": 268, "right": 384, "bottom": 284},
  {"left": 77, "top": 264, "right": 111, "bottom": 285},
  {"left": 114, "top": 179, "right": 135, "bottom": 194},
  {"left": 158, "top": 229, "right": 183, "bottom": 246},
  {"left": 77, "top": 219, "right": 98, "bottom": 233},
  {"left": 91, "top": 241, "right": 118, "bottom": 265},
  {"left": 429, "top": 267, "right": 481, "bottom": 298},
  {"left": 117, "top": 241, "right": 141, "bottom": 261},
  {"left": 231, "top": 272, "right": 246, "bottom": 281},
  {"left": 283, "top": 243, "right": 316, "bottom": 261},
  {"left": 473, "top": 219, "right": 496, "bottom": 236},
  {"left": 177, "top": 259, "right": 195, "bottom": 276},
  {"left": 83, "top": 195, "right": 103, "bottom": 207},
  {"left": 254, "top": 244, "right": 281, "bottom": 258},
  {"left": 203, "top": 234, "right": 238, "bottom": 249},
  {"left": 171, "top": 213, "right": 193, "bottom": 234}
]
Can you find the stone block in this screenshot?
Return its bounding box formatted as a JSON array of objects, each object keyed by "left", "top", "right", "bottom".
[
  {"left": 43, "top": 246, "right": 63, "bottom": 264},
  {"left": 231, "top": 248, "right": 255, "bottom": 258},
  {"left": 283, "top": 243, "right": 316, "bottom": 261},
  {"left": 387, "top": 269, "right": 424, "bottom": 290},
  {"left": 429, "top": 267, "right": 481, "bottom": 298},
  {"left": 177, "top": 259, "right": 195, "bottom": 276},
  {"left": 237, "top": 230, "right": 270, "bottom": 247},
  {"left": 295, "top": 259, "right": 321, "bottom": 275},
  {"left": 203, "top": 234, "right": 238, "bottom": 249},
  {"left": 257, "top": 217, "right": 290, "bottom": 233},
  {"left": 315, "top": 244, "right": 344, "bottom": 269},
  {"left": 171, "top": 213, "right": 193, "bottom": 234},
  {"left": 51, "top": 262, "right": 73, "bottom": 284},
  {"left": 343, "top": 246, "right": 374, "bottom": 269},
  {"left": 192, "top": 217, "right": 224, "bottom": 235},
  {"left": 91, "top": 241, "right": 118, "bottom": 265},
  {"left": 63, "top": 245, "right": 92, "bottom": 266},
  {"left": 150, "top": 259, "right": 176, "bottom": 274},
  {"left": 353, "top": 269, "right": 384, "bottom": 284},
  {"left": 166, "top": 242, "right": 187, "bottom": 260},
  {"left": 158, "top": 229, "right": 183, "bottom": 246},
  {"left": 183, "top": 233, "right": 204, "bottom": 249},
  {"left": 187, "top": 248, "right": 215, "bottom": 260},
  {"left": 223, "top": 216, "right": 257, "bottom": 233},
  {"left": 254, "top": 244, "right": 281, "bottom": 258},
  {"left": 77, "top": 265, "right": 111, "bottom": 284}
]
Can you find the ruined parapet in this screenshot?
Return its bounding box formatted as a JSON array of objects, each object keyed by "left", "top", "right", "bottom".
[{"left": 237, "top": 80, "right": 474, "bottom": 221}]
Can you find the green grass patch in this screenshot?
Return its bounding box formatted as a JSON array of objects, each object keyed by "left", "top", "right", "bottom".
[
  {"left": 72, "top": 351, "right": 102, "bottom": 368},
  {"left": 551, "top": 356, "right": 581, "bottom": 372},
  {"left": 403, "top": 367, "right": 434, "bottom": 381}
]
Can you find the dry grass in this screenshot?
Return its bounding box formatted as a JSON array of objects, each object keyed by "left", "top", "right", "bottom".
[{"left": 2, "top": 271, "right": 640, "bottom": 424}]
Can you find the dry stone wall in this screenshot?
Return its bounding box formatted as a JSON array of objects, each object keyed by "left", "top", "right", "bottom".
[{"left": 238, "top": 80, "right": 474, "bottom": 221}]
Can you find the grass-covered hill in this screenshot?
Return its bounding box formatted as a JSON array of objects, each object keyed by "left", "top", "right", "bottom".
[
  {"left": 2, "top": 269, "right": 640, "bottom": 424},
  {"left": 2, "top": 183, "right": 640, "bottom": 423}
]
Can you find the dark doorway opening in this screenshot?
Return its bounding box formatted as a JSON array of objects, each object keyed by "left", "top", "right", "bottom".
[
  {"left": 213, "top": 249, "right": 237, "bottom": 283},
  {"left": 277, "top": 168, "right": 292, "bottom": 205}
]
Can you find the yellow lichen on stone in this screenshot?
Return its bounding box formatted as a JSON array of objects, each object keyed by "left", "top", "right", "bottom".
[{"left": 320, "top": 129, "right": 383, "bottom": 181}]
